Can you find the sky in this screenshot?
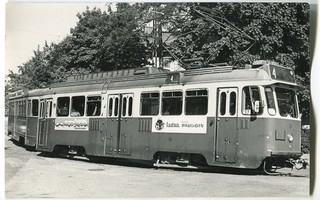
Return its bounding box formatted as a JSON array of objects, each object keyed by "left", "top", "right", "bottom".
[{"left": 5, "top": 2, "right": 112, "bottom": 75}]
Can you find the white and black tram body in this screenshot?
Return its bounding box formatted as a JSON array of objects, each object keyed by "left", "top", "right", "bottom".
[{"left": 8, "top": 60, "right": 307, "bottom": 170}]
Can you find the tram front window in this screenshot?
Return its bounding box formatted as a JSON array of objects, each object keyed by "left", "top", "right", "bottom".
[
  {"left": 275, "top": 88, "right": 298, "bottom": 118},
  {"left": 265, "top": 87, "right": 276, "bottom": 115},
  {"left": 242, "top": 86, "right": 263, "bottom": 115}
]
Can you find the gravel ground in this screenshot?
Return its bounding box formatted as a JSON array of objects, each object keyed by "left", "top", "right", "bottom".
[{"left": 5, "top": 135, "right": 309, "bottom": 198}]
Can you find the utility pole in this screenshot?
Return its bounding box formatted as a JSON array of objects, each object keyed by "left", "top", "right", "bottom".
[{"left": 151, "top": 10, "right": 164, "bottom": 68}]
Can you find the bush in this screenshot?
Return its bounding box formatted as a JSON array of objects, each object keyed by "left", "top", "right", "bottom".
[{"left": 301, "top": 128, "right": 310, "bottom": 154}]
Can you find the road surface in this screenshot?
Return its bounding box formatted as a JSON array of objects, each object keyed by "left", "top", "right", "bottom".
[{"left": 5, "top": 135, "right": 309, "bottom": 198}]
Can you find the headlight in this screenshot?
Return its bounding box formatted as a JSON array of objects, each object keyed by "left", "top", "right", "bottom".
[{"left": 287, "top": 133, "right": 294, "bottom": 143}]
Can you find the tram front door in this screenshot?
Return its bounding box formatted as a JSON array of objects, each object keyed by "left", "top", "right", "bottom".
[
  {"left": 105, "top": 93, "right": 134, "bottom": 156},
  {"left": 37, "top": 98, "right": 52, "bottom": 149},
  {"left": 216, "top": 88, "right": 238, "bottom": 163}
]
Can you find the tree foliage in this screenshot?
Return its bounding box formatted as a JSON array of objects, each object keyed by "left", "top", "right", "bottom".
[
  {"left": 7, "top": 42, "right": 60, "bottom": 90},
  {"left": 158, "top": 3, "right": 310, "bottom": 120},
  {"left": 162, "top": 3, "right": 310, "bottom": 70},
  {"left": 63, "top": 4, "right": 149, "bottom": 72},
  {"left": 6, "top": 2, "right": 310, "bottom": 122}
]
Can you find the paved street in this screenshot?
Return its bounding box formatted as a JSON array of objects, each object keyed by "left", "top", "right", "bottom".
[{"left": 5, "top": 134, "right": 309, "bottom": 198}]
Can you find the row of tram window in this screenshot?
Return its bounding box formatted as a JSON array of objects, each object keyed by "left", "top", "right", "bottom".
[
  {"left": 240, "top": 86, "right": 298, "bottom": 118},
  {"left": 8, "top": 86, "right": 298, "bottom": 119},
  {"left": 57, "top": 96, "right": 102, "bottom": 117},
  {"left": 9, "top": 99, "right": 42, "bottom": 117},
  {"left": 108, "top": 95, "right": 133, "bottom": 117},
  {"left": 140, "top": 86, "right": 298, "bottom": 118},
  {"left": 140, "top": 90, "right": 208, "bottom": 116}
]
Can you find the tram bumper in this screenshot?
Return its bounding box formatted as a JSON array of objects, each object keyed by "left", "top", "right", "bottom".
[
  {"left": 265, "top": 152, "right": 308, "bottom": 170},
  {"left": 289, "top": 157, "right": 308, "bottom": 169}
]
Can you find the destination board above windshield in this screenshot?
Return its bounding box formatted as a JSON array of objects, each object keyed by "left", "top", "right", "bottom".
[{"left": 269, "top": 65, "right": 295, "bottom": 83}]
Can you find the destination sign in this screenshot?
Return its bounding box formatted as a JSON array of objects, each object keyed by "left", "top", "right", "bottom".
[
  {"left": 55, "top": 118, "right": 89, "bottom": 131},
  {"left": 8, "top": 90, "right": 26, "bottom": 99},
  {"left": 152, "top": 116, "right": 207, "bottom": 134},
  {"left": 269, "top": 65, "right": 295, "bottom": 83}
]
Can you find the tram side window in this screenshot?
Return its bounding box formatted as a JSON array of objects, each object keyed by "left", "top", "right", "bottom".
[
  {"left": 12, "top": 102, "right": 15, "bottom": 115},
  {"left": 242, "top": 86, "right": 263, "bottom": 115},
  {"left": 71, "top": 96, "right": 85, "bottom": 117},
  {"left": 128, "top": 97, "right": 133, "bottom": 116},
  {"left": 87, "top": 96, "right": 101, "bottom": 116},
  {"left": 114, "top": 97, "right": 119, "bottom": 116},
  {"left": 230, "top": 92, "right": 237, "bottom": 116},
  {"left": 45, "top": 101, "right": 53, "bottom": 118},
  {"left": 162, "top": 91, "right": 182, "bottom": 115},
  {"left": 18, "top": 101, "right": 22, "bottom": 116},
  {"left": 15, "top": 102, "right": 18, "bottom": 116},
  {"left": 19, "top": 102, "right": 23, "bottom": 116},
  {"left": 265, "top": 87, "right": 276, "bottom": 115},
  {"left": 39, "top": 101, "right": 44, "bottom": 118},
  {"left": 141, "top": 92, "right": 159, "bottom": 116},
  {"left": 23, "top": 101, "right": 26, "bottom": 116},
  {"left": 32, "top": 99, "right": 39, "bottom": 116},
  {"left": 27, "top": 101, "right": 31, "bottom": 116},
  {"left": 11, "top": 102, "right": 15, "bottom": 115},
  {"left": 185, "top": 89, "right": 208, "bottom": 115},
  {"left": 19, "top": 101, "right": 22, "bottom": 116},
  {"left": 122, "top": 97, "right": 127, "bottom": 117},
  {"left": 18, "top": 101, "right": 21, "bottom": 116},
  {"left": 57, "top": 97, "right": 70, "bottom": 117},
  {"left": 108, "top": 98, "right": 113, "bottom": 117},
  {"left": 220, "top": 92, "right": 226, "bottom": 115},
  {"left": 9, "top": 102, "right": 14, "bottom": 116},
  {"left": 122, "top": 95, "right": 134, "bottom": 117}
]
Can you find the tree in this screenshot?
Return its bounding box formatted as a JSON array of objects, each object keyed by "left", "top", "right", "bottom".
[
  {"left": 6, "top": 2, "right": 310, "bottom": 123},
  {"left": 63, "top": 4, "right": 149, "bottom": 72},
  {"left": 7, "top": 42, "right": 59, "bottom": 90},
  {"left": 155, "top": 2, "right": 310, "bottom": 121},
  {"left": 160, "top": 3, "right": 309, "bottom": 69}
]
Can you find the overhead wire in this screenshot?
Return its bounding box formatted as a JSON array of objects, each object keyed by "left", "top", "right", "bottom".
[{"left": 159, "top": 7, "right": 257, "bottom": 68}]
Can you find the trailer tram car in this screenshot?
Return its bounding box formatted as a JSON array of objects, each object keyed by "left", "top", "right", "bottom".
[
  {"left": 8, "top": 89, "right": 43, "bottom": 148},
  {"left": 8, "top": 60, "right": 308, "bottom": 171}
]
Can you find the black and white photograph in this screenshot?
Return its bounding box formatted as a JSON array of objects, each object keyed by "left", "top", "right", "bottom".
[{"left": 3, "top": 0, "right": 317, "bottom": 198}]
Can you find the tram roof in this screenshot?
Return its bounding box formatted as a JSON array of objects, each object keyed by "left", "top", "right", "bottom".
[
  {"left": 9, "top": 60, "right": 299, "bottom": 98},
  {"left": 40, "top": 60, "right": 297, "bottom": 95}
]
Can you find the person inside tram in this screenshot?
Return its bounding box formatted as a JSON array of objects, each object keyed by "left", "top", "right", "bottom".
[
  {"left": 88, "top": 102, "right": 100, "bottom": 116},
  {"left": 279, "top": 101, "right": 294, "bottom": 117},
  {"left": 71, "top": 109, "right": 80, "bottom": 116},
  {"left": 71, "top": 102, "right": 84, "bottom": 116},
  {"left": 92, "top": 103, "right": 98, "bottom": 116},
  {"left": 58, "top": 103, "right": 69, "bottom": 116}
]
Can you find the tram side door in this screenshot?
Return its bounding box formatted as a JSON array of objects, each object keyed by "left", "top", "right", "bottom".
[
  {"left": 105, "top": 94, "right": 134, "bottom": 155},
  {"left": 37, "top": 99, "right": 52, "bottom": 148},
  {"left": 215, "top": 88, "right": 238, "bottom": 163}
]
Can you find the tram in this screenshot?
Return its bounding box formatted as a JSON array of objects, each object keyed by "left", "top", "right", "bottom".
[
  {"left": 8, "top": 89, "right": 43, "bottom": 148},
  {"left": 8, "top": 60, "right": 308, "bottom": 171}
]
